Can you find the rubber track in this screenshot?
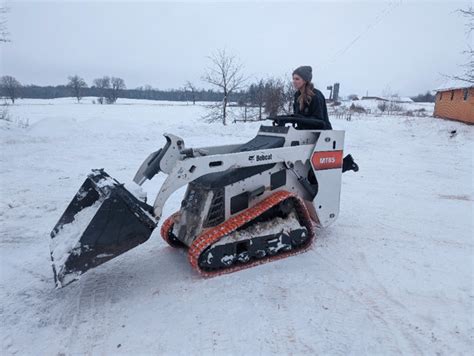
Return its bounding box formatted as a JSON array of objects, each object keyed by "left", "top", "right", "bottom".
[
  {"left": 188, "top": 190, "right": 315, "bottom": 277},
  {"left": 160, "top": 212, "right": 182, "bottom": 248}
]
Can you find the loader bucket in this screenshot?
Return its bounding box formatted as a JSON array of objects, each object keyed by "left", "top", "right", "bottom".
[{"left": 50, "top": 169, "right": 156, "bottom": 287}]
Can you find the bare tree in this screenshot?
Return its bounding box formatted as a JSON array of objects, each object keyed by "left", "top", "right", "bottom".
[
  {"left": 93, "top": 76, "right": 110, "bottom": 104},
  {"left": 381, "top": 88, "right": 404, "bottom": 115},
  {"left": 388, "top": 101, "right": 404, "bottom": 115},
  {"left": 282, "top": 78, "right": 295, "bottom": 115},
  {"left": 263, "top": 78, "right": 285, "bottom": 117},
  {"left": 0, "top": 75, "right": 21, "bottom": 103},
  {"left": 248, "top": 80, "right": 265, "bottom": 120},
  {"left": 67, "top": 75, "right": 88, "bottom": 103},
  {"left": 377, "top": 101, "right": 388, "bottom": 113},
  {"left": 143, "top": 84, "right": 154, "bottom": 100},
  {"left": 382, "top": 87, "right": 400, "bottom": 102},
  {"left": 0, "top": 6, "right": 10, "bottom": 43},
  {"left": 185, "top": 81, "right": 197, "bottom": 104},
  {"left": 246, "top": 77, "right": 292, "bottom": 119},
  {"left": 451, "top": 6, "right": 474, "bottom": 84},
  {"left": 236, "top": 89, "right": 251, "bottom": 121},
  {"left": 203, "top": 49, "right": 246, "bottom": 125},
  {"left": 106, "top": 77, "right": 126, "bottom": 104}
]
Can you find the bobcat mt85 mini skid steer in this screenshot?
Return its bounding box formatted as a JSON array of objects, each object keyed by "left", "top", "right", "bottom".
[{"left": 49, "top": 116, "right": 358, "bottom": 287}]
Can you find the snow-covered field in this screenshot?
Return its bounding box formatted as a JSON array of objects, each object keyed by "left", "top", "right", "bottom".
[{"left": 1, "top": 98, "right": 472, "bottom": 355}]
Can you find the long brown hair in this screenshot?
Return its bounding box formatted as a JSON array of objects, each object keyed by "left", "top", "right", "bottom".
[{"left": 298, "top": 81, "right": 315, "bottom": 111}]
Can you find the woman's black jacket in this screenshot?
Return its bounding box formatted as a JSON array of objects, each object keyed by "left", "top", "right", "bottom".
[{"left": 293, "top": 89, "right": 332, "bottom": 130}]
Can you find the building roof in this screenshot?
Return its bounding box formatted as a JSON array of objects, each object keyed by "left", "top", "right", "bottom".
[
  {"left": 361, "top": 96, "right": 388, "bottom": 101},
  {"left": 435, "top": 79, "right": 473, "bottom": 92},
  {"left": 396, "top": 97, "right": 414, "bottom": 103}
]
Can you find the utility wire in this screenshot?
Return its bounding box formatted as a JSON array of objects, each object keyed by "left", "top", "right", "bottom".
[{"left": 316, "top": 0, "right": 403, "bottom": 73}]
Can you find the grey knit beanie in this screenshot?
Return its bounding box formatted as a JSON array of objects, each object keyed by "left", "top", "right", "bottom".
[{"left": 292, "top": 66, "right": 312, "bottom": 82}]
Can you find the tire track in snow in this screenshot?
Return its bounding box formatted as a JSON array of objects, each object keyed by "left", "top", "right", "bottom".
[
  {"left": 269, "top": 285, "right": 316, "bottom": 354},
  {"left": 356, "top": 252, "right": 465, "bottom": 355},
  {"left": 317, "top": 275, "right": 407, "bottom": 354},
  {"left": 356, "top": 252, "right": 426, "bottom": 353},
  {"left": 312, "top": 248, "right": 425, "bottom": 354},
  {"left": 312, "top": 275, "right": 398, "bottom": 355},
  {"left": 64, "top": 272, "right": 119, "bottom": 354},
  {"left": 1, "top": 334, "right": 19, "bottom": 355},
  {"left": 1, "top": 262, "right": 57, "bottom": 355}
]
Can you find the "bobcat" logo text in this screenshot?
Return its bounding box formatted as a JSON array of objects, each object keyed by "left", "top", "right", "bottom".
[
  {"left": 257, "top": 154, "right": 272, "bottom": 161},
  {"left": 249, "top": 154, "right": 272, "bottom": 162}
]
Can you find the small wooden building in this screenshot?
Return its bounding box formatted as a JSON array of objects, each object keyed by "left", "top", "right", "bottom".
[{"left": 434, "top": 83, "right": 474, "bottom": 124}]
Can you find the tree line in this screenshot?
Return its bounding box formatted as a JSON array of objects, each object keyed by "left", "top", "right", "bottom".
[
  {"left": 0, "top": 72, "right": 438, "bottom": 117},
  {"left": 2, "top": 5, "right": 471, "bottom": 125},
  {"left": 0, "top": 49, "right": 441, "bottom": 127},
  {"left": 0, "top": 75, "right": 230, "bottom": 104},
  {"left": 0, "top": 65, "right": 299, "bottom": 126}
]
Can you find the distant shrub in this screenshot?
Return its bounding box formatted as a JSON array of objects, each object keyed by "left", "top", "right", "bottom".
[
  {"left": 349, "top": 103, "right": 366, "bottom": 113},
  {"left": 388, "top": 102, "right": 404, "bottom": 113},
  {"left": 0, "top": 104, "right": 10, "bottom": 121},
  {"left": 0, "top": 105, "right": 29, "bottom": 128},
  {"left": 15, "top": 117, "right": 29, "bottom": 128},
  {"left": 105, "top": 96, "right": 116, "bottom": 105},
  {"left": 331, "top": 107, "right": 352, "bottom": 120},
  {"left": 377, "top": 101, "right": 388, "bottom": 113},
  {"left": 413, "top": 108, "right": 428, "bottom": 117},
  {"left": 403, "top": 107, "right": 429, "bottom": 117}
]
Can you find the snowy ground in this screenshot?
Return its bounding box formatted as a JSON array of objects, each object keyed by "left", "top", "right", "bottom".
[{"left": 1, "top": 98, "right": 472, "bottom": 355}]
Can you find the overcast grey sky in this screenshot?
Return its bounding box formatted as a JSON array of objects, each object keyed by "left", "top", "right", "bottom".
[{"left": 0, "top": 0, "right": 471, "bottom": 96}]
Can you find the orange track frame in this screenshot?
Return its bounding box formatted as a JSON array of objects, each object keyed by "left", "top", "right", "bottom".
[
  {"left": 160, "top": 191, "right": 315, "bottom": 277},
  {"left": 190, "top": 190, "right": 315, "bottom": 277},
  {"left": 160, "top": 212, "right": 183, "bottom": 248}
]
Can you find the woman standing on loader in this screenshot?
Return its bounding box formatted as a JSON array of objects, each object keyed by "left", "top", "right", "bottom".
[{"left": 291, "top": 65, "right": 332, "bottom": 130}]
